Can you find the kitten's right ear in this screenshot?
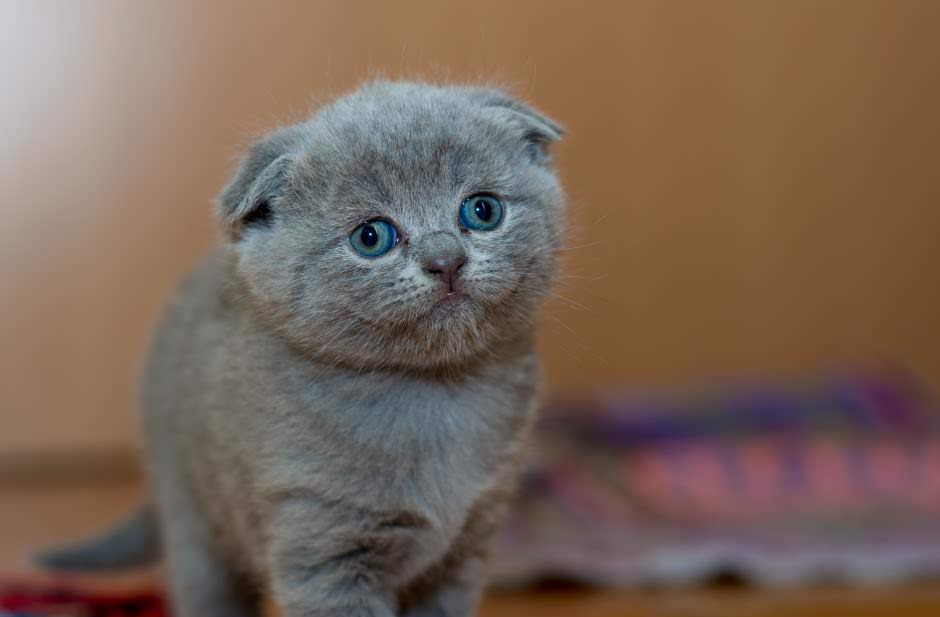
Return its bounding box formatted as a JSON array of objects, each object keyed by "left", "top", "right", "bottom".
[{"left": 216, "top": 126, "right": 303, "bottom": 240}]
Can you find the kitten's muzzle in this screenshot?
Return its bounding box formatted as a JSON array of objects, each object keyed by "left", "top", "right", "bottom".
[{"left": 417, "top": 231, "right": 467, "bottom": 294}]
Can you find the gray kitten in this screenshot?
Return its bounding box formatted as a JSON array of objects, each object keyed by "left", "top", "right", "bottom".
[{"left": 39, "top": 81, "right": 565, "bottom": 617}]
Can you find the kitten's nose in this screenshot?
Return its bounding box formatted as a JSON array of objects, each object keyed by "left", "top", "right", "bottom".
[
  {"left": 418, "top": 232, "right": 467, "bottom": 292},
  {"left": 425, "top": 254, "right": 466, "bottom": 290}
]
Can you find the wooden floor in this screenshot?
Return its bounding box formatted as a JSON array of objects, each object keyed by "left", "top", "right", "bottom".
[{"left": 2, "top": 482, "right": 938, "bottom": 616}]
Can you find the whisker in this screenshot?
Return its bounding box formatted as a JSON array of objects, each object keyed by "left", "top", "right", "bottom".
[{"left": 557, "top": 240, "right": 602, "bottom": 252}]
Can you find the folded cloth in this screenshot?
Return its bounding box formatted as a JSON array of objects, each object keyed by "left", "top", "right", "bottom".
[{"left": 491, "top": 367, "right": 940, "bottom": 587}]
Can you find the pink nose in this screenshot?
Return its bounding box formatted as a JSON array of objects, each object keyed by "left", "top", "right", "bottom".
[
  {"left": 417, "top": 231, "right": 468, "bottom": 292},
  {"left": 424, "top": 255, "right": 466, "bottom": 291}
]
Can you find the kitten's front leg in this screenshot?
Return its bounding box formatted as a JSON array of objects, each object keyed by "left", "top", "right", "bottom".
[
  {"left": 400, "top": 557, "right": 487, "bottom": 617},
  {"left": 267, "top": 497, "right": 404, "bottom": 617},
  {"left": 400, "top": 495, "right": 508, "bottom": 617},
  {"left": 149, "top": 455, "right": 260, "bottom": 617}
]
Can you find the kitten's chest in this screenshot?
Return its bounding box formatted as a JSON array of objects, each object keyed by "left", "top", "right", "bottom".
[
  {"left": 357, "top": 377, "right": 535, "bottom": 575},
  {"left": 285, "top": 358, "right": 539, "bottom": 519},
  {"left": 352, "top": 378, "right": 530, "bottom": 510}
]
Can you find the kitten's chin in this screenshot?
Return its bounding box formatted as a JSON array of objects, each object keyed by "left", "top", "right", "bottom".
[{"left": 426, "top": 291, "right": 469, "bottom": 320}]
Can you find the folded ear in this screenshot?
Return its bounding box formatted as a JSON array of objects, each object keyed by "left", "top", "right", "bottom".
[
  {"left": 216, "top": 126, "right": 304, "bottom": 240},
  {"left": 472, "top": 88, "right": 565, "bottom": 164}
]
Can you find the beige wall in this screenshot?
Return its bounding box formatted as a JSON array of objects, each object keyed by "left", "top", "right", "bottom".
[{"left": 2, "top": 0, "right": 939, "bottom": 454}]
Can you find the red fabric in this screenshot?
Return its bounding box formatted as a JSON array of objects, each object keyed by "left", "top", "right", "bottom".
[{"left": 0, "top": 582, "right": 166, "bottom": 616}]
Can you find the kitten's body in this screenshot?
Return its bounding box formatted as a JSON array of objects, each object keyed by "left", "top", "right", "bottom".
[
  {"left": 144, "top": 249, "right": 538, "bottom": 616},
  {"left": 42, "top": 82, "right": 565, "bottom": 617}
]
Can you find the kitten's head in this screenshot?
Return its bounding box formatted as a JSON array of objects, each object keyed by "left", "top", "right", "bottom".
[{"left": 218, "top": 81, "right": 565, "bottom": 371}]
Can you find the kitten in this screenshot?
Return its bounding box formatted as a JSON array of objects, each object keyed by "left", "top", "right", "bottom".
[{"left": 39, "top": 81, "right": 565, "bottom": 617}]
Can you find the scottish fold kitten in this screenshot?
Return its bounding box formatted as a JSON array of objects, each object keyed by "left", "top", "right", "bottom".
[{"left": 40, "top": 81, "right": 565, "bottom": 617}]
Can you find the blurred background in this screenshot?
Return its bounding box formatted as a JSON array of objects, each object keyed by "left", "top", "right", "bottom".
[{"left": 2, "top": 1, "right": 939, "bottom": 616}]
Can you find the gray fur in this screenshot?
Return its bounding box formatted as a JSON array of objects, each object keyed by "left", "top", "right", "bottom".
[{"left": 47, "top": 81, "right": 565, "bottom": 617}]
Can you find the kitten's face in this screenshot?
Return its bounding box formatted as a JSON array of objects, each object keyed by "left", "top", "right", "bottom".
[{"left": 223, "top": 82, "right": 565, "bottom": 371}]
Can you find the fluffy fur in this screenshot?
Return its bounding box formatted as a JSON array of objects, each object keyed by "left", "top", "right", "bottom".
[{"left": 44, "top": 81, "right": 566, "bottom": 617}]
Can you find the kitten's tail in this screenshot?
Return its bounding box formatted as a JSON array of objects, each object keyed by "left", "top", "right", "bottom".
[{"left": 34, "top": 504, "right": 160, "bottom": 571}]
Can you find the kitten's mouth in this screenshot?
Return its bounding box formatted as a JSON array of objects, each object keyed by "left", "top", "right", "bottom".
[{"left": 428, "top": 291, "right": 468, "bottom": 318}]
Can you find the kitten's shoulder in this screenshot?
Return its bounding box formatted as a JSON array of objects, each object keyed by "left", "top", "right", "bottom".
[
  {"left": 170, "top": 246, "right": 241, "bottom": 313},
  {"left": 146, "top": 246, "right": 247, "bottom": 358}
]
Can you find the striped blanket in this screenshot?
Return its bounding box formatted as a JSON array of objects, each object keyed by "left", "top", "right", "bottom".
[{"left": 491, "top": 368, "right": 940, "bottom": 587}]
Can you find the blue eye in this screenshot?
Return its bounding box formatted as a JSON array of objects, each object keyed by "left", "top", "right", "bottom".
[
  {"left": 459, "top": 194, "right": 503, "bottom": 231},
  {"left": 350, "top": 220, "right": 398, "bottom": 258}
]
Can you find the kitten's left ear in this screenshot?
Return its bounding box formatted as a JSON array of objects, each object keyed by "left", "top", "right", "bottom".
[{"left": 474, "top": 88, "right": 565, "bottom": 164}]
